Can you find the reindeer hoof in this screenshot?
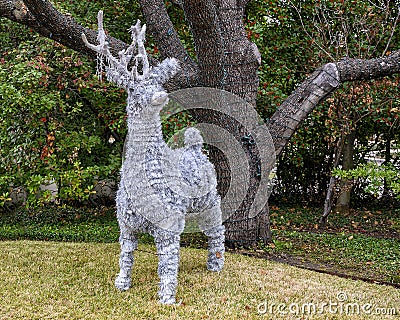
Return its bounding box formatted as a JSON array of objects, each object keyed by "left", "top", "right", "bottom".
[
  {"left": 115, "top": 275, "right": 131, "bottom": 291},
  {"left": 159, "top": 295, "right": 176, "bottom": 305}
]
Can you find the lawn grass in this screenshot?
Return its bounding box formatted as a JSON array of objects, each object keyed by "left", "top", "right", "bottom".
[
  {"left": 1, "top": 205, "right": 399, "bottom": 287},
  {"left": 0, "top": 241, "right": 399, "bottom": 319}
]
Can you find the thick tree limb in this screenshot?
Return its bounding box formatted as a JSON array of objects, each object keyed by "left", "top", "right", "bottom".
[
  {"left": 182, "top": 0, "right": 260, "bottom": 104},
  {"left": 22, "top": 0, "right": 128, "bottom": 60},
  {"left": 268, "top": 50, "right": 400, "bottom": 157},
  {"left": 182, "top": 0, "right": 225, "bottom": 88},
  {"left": 139, "top": 0, "right": 191, "bottom": 62},
  {"left": 214, "top": 0, "right": 260, "bottom": 104},
  {"left": 0, "top": 0, "right": 51, "bottom": 37},
  {"left": 337, "top": 51, "right": 400, "bottom": 81},
  {"left": 138, "top": 0, "right": 198, "bottom": 88}
]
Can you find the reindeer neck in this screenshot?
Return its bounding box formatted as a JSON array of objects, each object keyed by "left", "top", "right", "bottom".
[
  {"left": 126, "top": 111, "right": 164, "bottom": 145},
  {"left": 123, "top": 111, "right": 166, "bottom": 162}
]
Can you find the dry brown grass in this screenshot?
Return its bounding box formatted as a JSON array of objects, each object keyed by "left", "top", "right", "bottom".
[{"left": 0, "top": 241, "right": 398, "bottom": 319}]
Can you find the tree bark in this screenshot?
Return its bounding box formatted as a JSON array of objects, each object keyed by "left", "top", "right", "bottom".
[
  {"left": 319, "top": 138, "right": 343, "bottom": 229},
  {"left": 337, "top": 53, "right": 400, "bottom": 82},
  {"left": 0, "top": 0, "right": 51, "bottom": 37},
  {"left": 181, "top": 0, "right": 266, "bottom": 246},
  {"left": 138, "top": 0, "right": 198, "bottom": 89},
  {"left": 335, "top": 130, "right": 356, "bottom": 214},
  {"left": 382, "top": 132, "right": 393, "bottom": 200}
]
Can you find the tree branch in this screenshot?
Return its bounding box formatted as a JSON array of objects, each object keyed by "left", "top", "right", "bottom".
[
  {"left": 0, "top": 0, "right": 51, "bottom": 37},
  {"left": 337, "top": 51, "right": 400, "bottom": 82},
  {"left": 139, "top": 0, "right": 189, "bottom": 61},
  {"left": 138, "top": 0, "right": 198, "bottom": 88},
  {"left": 22, "top": 0, "right": 128, "bottom": 60},
  {"left": 268, "top": 50, "right": 400, "bottom": 157}
]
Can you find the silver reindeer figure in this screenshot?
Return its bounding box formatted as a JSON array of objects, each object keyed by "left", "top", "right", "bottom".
[{"left": 82, "top": 11, "right": 225, "bottom": 304}]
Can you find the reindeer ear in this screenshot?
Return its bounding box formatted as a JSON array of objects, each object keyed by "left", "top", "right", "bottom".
[{"left": 151, "top": 58, "right": 180, "bottom": 84}]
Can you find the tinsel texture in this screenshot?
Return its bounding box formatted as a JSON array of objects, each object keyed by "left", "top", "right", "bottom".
[{"left": 82, "top": 11, "right": 225, "bottom": 304}]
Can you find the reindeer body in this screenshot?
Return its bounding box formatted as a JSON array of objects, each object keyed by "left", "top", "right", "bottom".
[{"left": 83, "top": 12, "right": 224, "bottom": 305}]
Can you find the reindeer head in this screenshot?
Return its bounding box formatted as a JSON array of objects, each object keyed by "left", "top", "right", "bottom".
[{"left": 82, "top": 11, "right": 179, "bottom": 117}]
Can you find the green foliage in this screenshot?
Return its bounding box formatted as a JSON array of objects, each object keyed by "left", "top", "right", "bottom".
[
  {"left": 0, "top": 193, "right": 11, "bottom": 207},
  {"left": 0, "top": 19, "right": 126, "bottom": 207},
  {"left": 334, "top": 162, "right": 400, "bottom": 200},
  {"left": 246, "top": 0, "right": 400, "bottom": 205}
]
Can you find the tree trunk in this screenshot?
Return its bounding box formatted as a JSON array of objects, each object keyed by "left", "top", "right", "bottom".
[
  {"left": 335, "top": 130, "right": 356, "bottom": 214},
  {"left": 381, "top": 133, "right": 393, "bottom": 200},
  {"left": 319, "top": 138, "right": 343, "bottom": 229},
  {"left": 180, "top": 0, "right": 268, "bottom": 246}
]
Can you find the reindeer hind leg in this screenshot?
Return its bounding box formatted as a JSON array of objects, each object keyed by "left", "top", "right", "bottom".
[
  {"left": 204, "top": 224, "right": 225, "bottom": 272},
  {"left": 199, "top": 202, "right": 225, "bottom": 272}
]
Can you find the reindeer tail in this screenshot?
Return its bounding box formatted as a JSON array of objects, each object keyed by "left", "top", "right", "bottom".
[{"left": 184, "top": 127, "right": 204, "bottom": 147}]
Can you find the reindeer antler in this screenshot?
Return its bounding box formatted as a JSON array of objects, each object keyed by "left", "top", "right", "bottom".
[
  {"left": 81, "top": 11, "right": 151, "bottom": 88},
  {"left": 128, "top": 20, "right": 151, "bottom": 80}
]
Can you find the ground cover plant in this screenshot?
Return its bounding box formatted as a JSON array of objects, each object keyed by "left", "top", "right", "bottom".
[
  {"left": 0, "top": 207, "right": 119, "bottom": 243},
  {"left": 265, "top": 204, "right": 400, "bottom": 285}
]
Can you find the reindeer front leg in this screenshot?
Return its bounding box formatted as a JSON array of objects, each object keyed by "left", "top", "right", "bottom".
[
  {"left": 115, "top": 221, "right": 138, "bottom": 291},
  {"left": 154, "top": 228, "right": 181, "bottom": 304}
]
